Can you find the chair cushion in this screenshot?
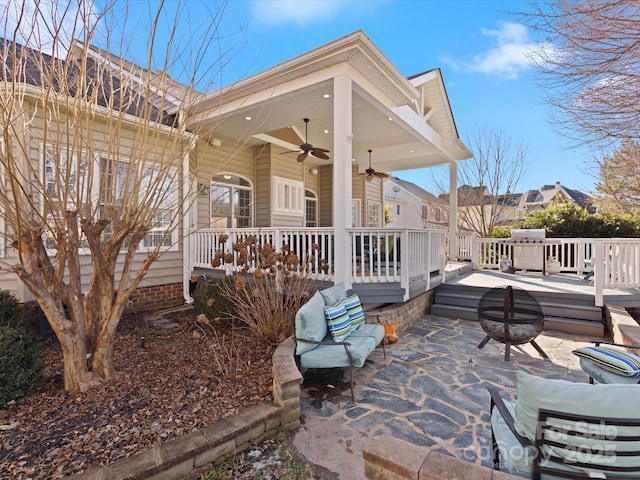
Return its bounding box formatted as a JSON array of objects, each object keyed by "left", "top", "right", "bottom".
[
  {"left": 299, "top": 335, "right": 377, "bottom": 369},
  {"left": 490, "top": 399, "right": 537, "bottom": 477},
  {"left": 579, "top": 358, "right": 640, "bottom": 385},
  {"left": 573, "top": 346, "right": 640, "bottom": 377},
  {"left": 294, "top": 291, "right": 327, "bottom": 356},
  {"left": 324, "top": 299, "right": 351, "bottom": 342},
  {"left": 348, "top": 323, "right": 384, "bottom": 346},
  {"left": 515, "top": 371, "right": 640, "bottom": 442},
  {"left": 343, "top": 293, "right": 365, "bottom": 331},
  {"left": 319, "top": 282, "right": 347, "bottom": 306}
]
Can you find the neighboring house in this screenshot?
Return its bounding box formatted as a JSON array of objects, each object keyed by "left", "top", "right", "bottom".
[
  {"left": 522, "top": 182, "right": 595, "bottom": 214},
  {"left": 447, "top": 181, "right": 594, "bottom": 235},
  {"left": 384, "top": 176, "right": 448, "bottom": 230},
  {"left": 1, "top": 30, "right": 472, "bottom": 306}
]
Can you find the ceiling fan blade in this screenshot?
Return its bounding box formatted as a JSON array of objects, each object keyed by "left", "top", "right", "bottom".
[
  {"left": 297, "top": 151, "right": 309, "bottom": 163},
  {"left": 282, "top": 149, "right": 302, "bottom": 155},
  {"left": 313, "top": 147, "right": 330, "bottom": 154},
  {"left": 311, "top": 149, "right": 330, "bottom": 160},
  {"left": 375, "top": 171, "right": 389, "bottom": 179}
]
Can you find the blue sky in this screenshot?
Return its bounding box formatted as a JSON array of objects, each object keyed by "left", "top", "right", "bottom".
[
  {"left": 203, "top": 0, "right": 597, "bottom": 196},
  {"left": 8, "top": 0, "right": 597, "bottom": 196}
]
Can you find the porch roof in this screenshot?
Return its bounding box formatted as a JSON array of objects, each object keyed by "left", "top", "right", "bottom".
[{"left": 183, "top": 30, "right": 471, "bottom": 175}]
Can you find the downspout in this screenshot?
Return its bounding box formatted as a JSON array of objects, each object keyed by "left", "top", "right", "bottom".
[
  {"left": 449, "top": 161, "right": 458, "bottom": 262},
  {"left": 183, "top": 133, "right": 198, "bottom": 304}
]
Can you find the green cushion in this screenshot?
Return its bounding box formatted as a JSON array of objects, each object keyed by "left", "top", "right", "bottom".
[
  {"left": 573, "top": 346, "right": 640, "bottom": 377},
  {"left": 490, "top": 399, "right": 537, "bottom": 477},
  {"left": 319, "top": 282, "right": 347, "bottom": 306},
  {"left": 324, "top": 298, "right": 351, "bottom": 342},
  {"left": 295, "top": 291, "right": 327, "bottom": 356},
  {"left": 348, "top": 323, "right": 384, "bottom": 346},
  {"left": 299, "top": 334, "right": 377, "bottom": 369},
  {"left": 580, "top": 358, "right": 640, "bottom": 385}
]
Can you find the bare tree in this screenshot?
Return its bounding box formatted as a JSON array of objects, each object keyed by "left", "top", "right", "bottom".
[
  {"left": 436, "top": 128, "right": 528, "bottom": 237},
  {"left": 594, "top": 139, "right": 640, "bottom": 214},
  {"left": 526, "top": 0, "right": 640, "bottom": 147},
  {"left": 0, "top": 1, "right": 230, "bottom": 392}
]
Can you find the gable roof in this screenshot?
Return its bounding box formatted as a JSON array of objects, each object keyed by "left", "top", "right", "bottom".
[
  {"left": 0, "top": 39, "right": 181, "bottom": 127},
  {"left": 386, "top": 175, "right": 442, "bottom": 203}
]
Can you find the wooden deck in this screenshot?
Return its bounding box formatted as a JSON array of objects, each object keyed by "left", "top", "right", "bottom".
[{"left": 444, "top": 267, "right": 640, "bottom": 307}]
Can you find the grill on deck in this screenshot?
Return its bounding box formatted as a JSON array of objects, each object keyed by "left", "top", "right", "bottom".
[
  {"left": 503, "top": 229, "right": 560, "bottom": 273},
  {"left": 476, "top": 285, "right": 548, "bottom": 362}
]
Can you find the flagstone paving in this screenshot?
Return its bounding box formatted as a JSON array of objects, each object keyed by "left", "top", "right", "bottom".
[{"left": 292, "top": 316, "right": 597, "bottom": 480}]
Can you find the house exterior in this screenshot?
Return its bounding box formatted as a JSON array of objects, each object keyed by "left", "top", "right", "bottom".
[
  {"left": 521, "top": 182, "right": 595, "bottom": 215},
  {"left": 384, "top": 176, "right": 448, "bottom": 230},
  {"left": 1, "top": 31, "right": 471, "bottom": 307}
]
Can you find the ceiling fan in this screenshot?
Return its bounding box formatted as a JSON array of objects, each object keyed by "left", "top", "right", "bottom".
[
  {"left": 285, "top": 118, "right": 330, "bottom": 163},
  {"left": 359, "top": 149, "right": 389, "bottom": 182}
]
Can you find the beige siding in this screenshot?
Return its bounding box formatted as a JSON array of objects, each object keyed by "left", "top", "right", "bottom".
[
  {"left": 193, "top": 136, "right": 256, "bottom": 229},
  {"left": 254, "top": 144, "right": 272, "bottom": 227},
  {"left": 1, "top": 104, "right": 188, "bottom": 302},
  {"left": 318, "top": 165, "right": 332, "bottom": 227}
]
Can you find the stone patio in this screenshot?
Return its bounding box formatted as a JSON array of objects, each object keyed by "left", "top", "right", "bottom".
[{"left": 293, "top": 316, "right": 597, "bottom": 480}]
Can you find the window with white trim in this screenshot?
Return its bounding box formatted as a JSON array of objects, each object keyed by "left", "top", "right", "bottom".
[
  {"left": 367, "top": 200, "right": 382, "bottom": 227},
  {"left": 274, "top": 176, "right": 303, "bottom": 216},
  {"left": 140, "top": 165, "right": 178, "bottom": 248},
  {"left": 305, "top": 189, "right": 317, "bottom": 227},
  {"left": 211, "top": 174, "right": 252, "bottom": 228}
]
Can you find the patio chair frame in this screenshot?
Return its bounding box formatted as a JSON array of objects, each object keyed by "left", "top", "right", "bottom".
[{"left": 488, "top": 386, "right": 640, "bottom": 479}]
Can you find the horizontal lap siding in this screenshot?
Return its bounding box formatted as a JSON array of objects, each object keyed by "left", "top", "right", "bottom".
[
  {"left": 319, "top": 165, "right": 332, "bottom": 227},
  {"left": 255, "top": 144, "right": 271, "bottom": 227}
]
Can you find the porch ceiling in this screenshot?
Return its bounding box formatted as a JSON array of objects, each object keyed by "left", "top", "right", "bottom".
[{"left": 198, "top": 80, "right": 448, "bottom": 173}]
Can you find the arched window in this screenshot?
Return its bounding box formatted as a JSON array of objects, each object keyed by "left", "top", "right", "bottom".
[
  {"left": 305, "top": 189, "right": 317, "bottom": 227},
  {"left": 210, "top": 174, "right": 252, "bottom": 228}
]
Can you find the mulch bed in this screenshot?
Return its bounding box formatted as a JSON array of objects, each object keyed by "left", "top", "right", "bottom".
[{"left": 0, "top": 307, "right": 275, "bottom": 479}]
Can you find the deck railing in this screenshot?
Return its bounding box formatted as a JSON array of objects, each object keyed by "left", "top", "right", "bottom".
[
  {"left": 191, "top": 227, "right": 446, "bottom": 299},
  {"left": 459, "top": 233, "right": 640, "bottom": 307},
  {"left": 594, "top": 239, "right": 640, "bottom": 306},
  {"left": 470, "top": 236, "right": 595, "bottom": 274}
]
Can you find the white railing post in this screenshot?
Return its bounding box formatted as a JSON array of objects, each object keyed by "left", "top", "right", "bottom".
[
  {"left": 401, "top": 230, "right": 410, "bottom": 301},
  {"left": 594, "top": 240, "right": 604, "bottom": 307}
]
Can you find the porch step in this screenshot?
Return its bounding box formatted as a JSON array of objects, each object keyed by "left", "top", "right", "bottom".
[
  {"left": 351, "top": 283, "right": 405, "bottom": 306},
  {"left": 431, "top": 283, "right": 605, "bottom": 337}
]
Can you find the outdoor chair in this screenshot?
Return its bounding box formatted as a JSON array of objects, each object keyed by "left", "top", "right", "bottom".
[
  {"left": 573, "top": 340, "right": 640, "bottom": 385},
  {"left": 489, "top": 371, "right": 640, "bottom": 479}
]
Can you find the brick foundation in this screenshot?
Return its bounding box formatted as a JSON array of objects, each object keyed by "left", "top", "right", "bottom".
[
  {"left": 367, "top": 290, "right": 434, "bottom": 331},
  {"left": 125, "top": 283, "right": 184, "bottom": 312}
]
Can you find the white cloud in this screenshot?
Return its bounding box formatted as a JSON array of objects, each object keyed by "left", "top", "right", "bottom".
[
  {"left": 442, "top": 21, "right": 540, "bottom": 80},
  {"left": 249, "top": 0, "right": 352, "bottom": 26},
  {"left": 1, "top": 0, "right": 98, "bottom": 57}
]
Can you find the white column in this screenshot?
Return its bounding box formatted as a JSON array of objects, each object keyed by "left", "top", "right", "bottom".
[
  {"left": 449, "top": 161, "right": 458, "bottom": 261},
  {"left": 333, "top": 75, "right": 353, "bottom": 288}
]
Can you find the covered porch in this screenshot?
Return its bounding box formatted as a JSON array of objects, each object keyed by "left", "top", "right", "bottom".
[{"left": 190, "top": 226, "right": 447, "bottom": 304}]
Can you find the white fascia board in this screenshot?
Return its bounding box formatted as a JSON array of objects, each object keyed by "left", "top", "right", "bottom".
[{"left": 187, "top": 65, "right": 345, "bottom": 126}]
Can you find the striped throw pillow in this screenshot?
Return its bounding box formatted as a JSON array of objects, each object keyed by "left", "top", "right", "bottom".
[
  {"left": 324, "top": 299, "right": 351, "bottom": 342},
  {"left": 573, "top": 346, "right": 640, "bottom": 377},
  {"left": 343, "top": 294, "right": 365, "bottom": 331}
]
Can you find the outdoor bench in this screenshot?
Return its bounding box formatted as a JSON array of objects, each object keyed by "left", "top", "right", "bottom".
[{"left": 293, "top": 282, "right": 385, "bottom": 401}]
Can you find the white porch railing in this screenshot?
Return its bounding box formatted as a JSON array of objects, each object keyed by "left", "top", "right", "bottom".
[
  {"left": 191, "top": 227, "right": 446, "bottom": 299},
  {"left": 594, "top": 239, "right": 640, "bottom": 306}
]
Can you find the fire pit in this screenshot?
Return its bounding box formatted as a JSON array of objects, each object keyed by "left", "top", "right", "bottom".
[{"left": 476, "top": 285, "right": 548, "bottom": 361}]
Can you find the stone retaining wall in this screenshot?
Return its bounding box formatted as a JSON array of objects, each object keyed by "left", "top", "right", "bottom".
[
  {"left": 363, "top": 434, "right": 519, "bottom": 480},
  {"left": 368, "top": 290, "right": 433, "bottom": 331},
  {"left": 65, "top": 337, "right": 303, "bottom": 480},
  {"left": 605, "top": 305, "right": 640, "bottom": 347}
]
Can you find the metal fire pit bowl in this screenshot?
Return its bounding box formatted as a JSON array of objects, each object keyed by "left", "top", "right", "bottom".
[{"left": 476, "top": 285, "right": 548, "bottom": 361}]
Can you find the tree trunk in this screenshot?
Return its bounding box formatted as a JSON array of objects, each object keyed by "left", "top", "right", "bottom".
[{"left": 59, "top": 331, "right": 102, "bottom": 392}]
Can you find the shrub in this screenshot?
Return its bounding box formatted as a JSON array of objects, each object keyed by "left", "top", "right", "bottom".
[
  {"left": 0, "top": 290, "right": 27, "bottom": 330},
  {"left": 192, "top": 276, "right": 238, "bottom": 328},
  {"left": 0, "top": 326, "right": 46, "bottom": 407}
]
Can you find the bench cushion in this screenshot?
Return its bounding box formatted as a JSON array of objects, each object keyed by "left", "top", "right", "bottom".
[
  {"left": 299, "top": 334, "right": 378, "bottom": 369},
  {"left": 320, "top": 281, "right": 347, "bottom": 306},
  {"left": 325, "top": 298, "right": 351, "bottom": 342},
  {"left": 348, "top": 323, "right": 384, "bottom": 346},
  {"left": 295, "top": 291, "right": 327, "bottom": 356}
]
